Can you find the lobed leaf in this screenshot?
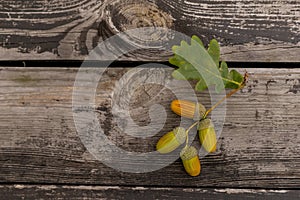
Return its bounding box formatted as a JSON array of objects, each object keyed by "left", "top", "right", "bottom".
[
  {"left": 170, "top": 37, "right": 244, "bottom": 92},
  {"left": 207, "top": 39, "right": 220, "bottom": 68}
]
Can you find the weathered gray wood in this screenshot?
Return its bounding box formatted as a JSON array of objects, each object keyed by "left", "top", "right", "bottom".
[
  {"left": 0, "top": 0, "right": 299, "bottom": 62},
  {"left": 0, "top": 185, "right": 299, "bottom": 200},
  {"left": 0, "top": 67, "right": 300, "bottom": 188}
]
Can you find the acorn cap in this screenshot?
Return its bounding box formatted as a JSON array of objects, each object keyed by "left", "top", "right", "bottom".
[
  {"left": 180, "top": 146, "right": 198, "bottom": 161},
  {"left": 173, "top": 127, "right": 186, "bottom": 144},
  {"left": 198, "top": 118, "right": 214, "bottom": 130},
  {"left": 193, "top": 102, "right": 206, "bottom": 120}
]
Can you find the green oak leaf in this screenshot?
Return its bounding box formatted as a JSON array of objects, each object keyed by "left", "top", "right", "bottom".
[
  {"left": 195, "top": 78, "right": 208, "bottom": 91},
  {"left": 225, "top": 69, "right": 244, "bottom": 89},
  {"left": 170, "top": 55, "right": 200, "bottom": 80},
  {"left": 207, "top": 39, "right": 220, "bottom": 68},
  {"left": 170, "top": 36, "right": 243, "bottom": 92},
  {"left": 220, "top": 61, "right": 229, "bottom": 84},
  {"left": 191, "top": 35, "right": 204, "bottom": 47}
]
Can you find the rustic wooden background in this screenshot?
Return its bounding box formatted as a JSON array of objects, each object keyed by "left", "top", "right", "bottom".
[
  {"left": 0, "top": 0, "right": 300, "bottom": 199},
  {"left": 0, "top": 0, "right": 299, "bottom": 62}
]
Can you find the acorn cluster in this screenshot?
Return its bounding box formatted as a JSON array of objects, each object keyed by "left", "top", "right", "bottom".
[{"left": 156, "top": 100, "right": 217, "bottom": 177}]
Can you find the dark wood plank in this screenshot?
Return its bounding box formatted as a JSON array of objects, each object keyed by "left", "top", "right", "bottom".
[
  {"left": 0, "top": 67, "right": 300, "bottom": 188},
  {"left": 0, "top": 185, "right": 299, "bottom": 200},
  {"left": 0, "top": 0, "right": 299, "bottom": 62}
]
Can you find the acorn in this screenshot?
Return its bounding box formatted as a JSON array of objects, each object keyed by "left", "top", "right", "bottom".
[
  {"left": 180, "top": 146, "right": 201, "bottom": 176},
  {"left": 171, "top": 100, "right": 206, "bottom": 120},
  {"left": 156, "top": 127, "right": 186, "bottom": 154},
  {"left": 198, "top": 119, "right": 217, "bottom": 153}
]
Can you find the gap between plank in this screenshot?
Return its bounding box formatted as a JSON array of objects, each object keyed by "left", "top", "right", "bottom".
[
  {"left": 0, "top": 61, "right": 299, "bottom": 68},
  {"left": 0, "top": 182, "right": 299, "bottom": 190}
]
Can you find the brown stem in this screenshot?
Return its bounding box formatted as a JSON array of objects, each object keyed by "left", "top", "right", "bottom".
[{"left": 184, "top": 121, "right": 199, "bottom": 149}]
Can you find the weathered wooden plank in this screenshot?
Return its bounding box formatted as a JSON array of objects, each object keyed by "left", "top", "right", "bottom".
[
  {"left": 0, "top": 185, "right": 299, "bottom": 200},
  {"left": 0, "top": 67, "right": 300, "bottom": 188},
  {"left": 0, "top": 0, "right": 299, "bottom": 62}
]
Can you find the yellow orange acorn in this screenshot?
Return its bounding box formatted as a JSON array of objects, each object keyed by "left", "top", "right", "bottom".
[
  {"left": 171, "top": 100, "right": 206, "bottom": 120},
  {"left": 156, "top": 127, "right": 186, "bottom": 154},
  {"left": 198, "top": 119, "right": 217, "bottom": 153},
  {"left": 180, "top": 146, "right": 201, "bottom": 176}
]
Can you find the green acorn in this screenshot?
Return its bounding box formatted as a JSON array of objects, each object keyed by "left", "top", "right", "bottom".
[
  {"left": 156, "top": 127, "right": 186, "bottom": 154},
  {"left": 198, "top": 119, "right": 217, "bottom": 153},
  {"left": 171, "top": 100, "right": 206, "bottom": 120},
  {"left": 180, "top": 146, "right": 201, "bottom": 176}
]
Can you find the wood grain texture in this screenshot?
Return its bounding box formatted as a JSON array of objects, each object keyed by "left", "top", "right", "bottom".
[
  {"left": 0, "top": 185, "right": 299, "bottom": 200},
  {"left": 0, "top": 67, "right": 299, "bottom": 188},
  {"left": 0, "top": 0, "right": 299, "bottom": 61}
]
